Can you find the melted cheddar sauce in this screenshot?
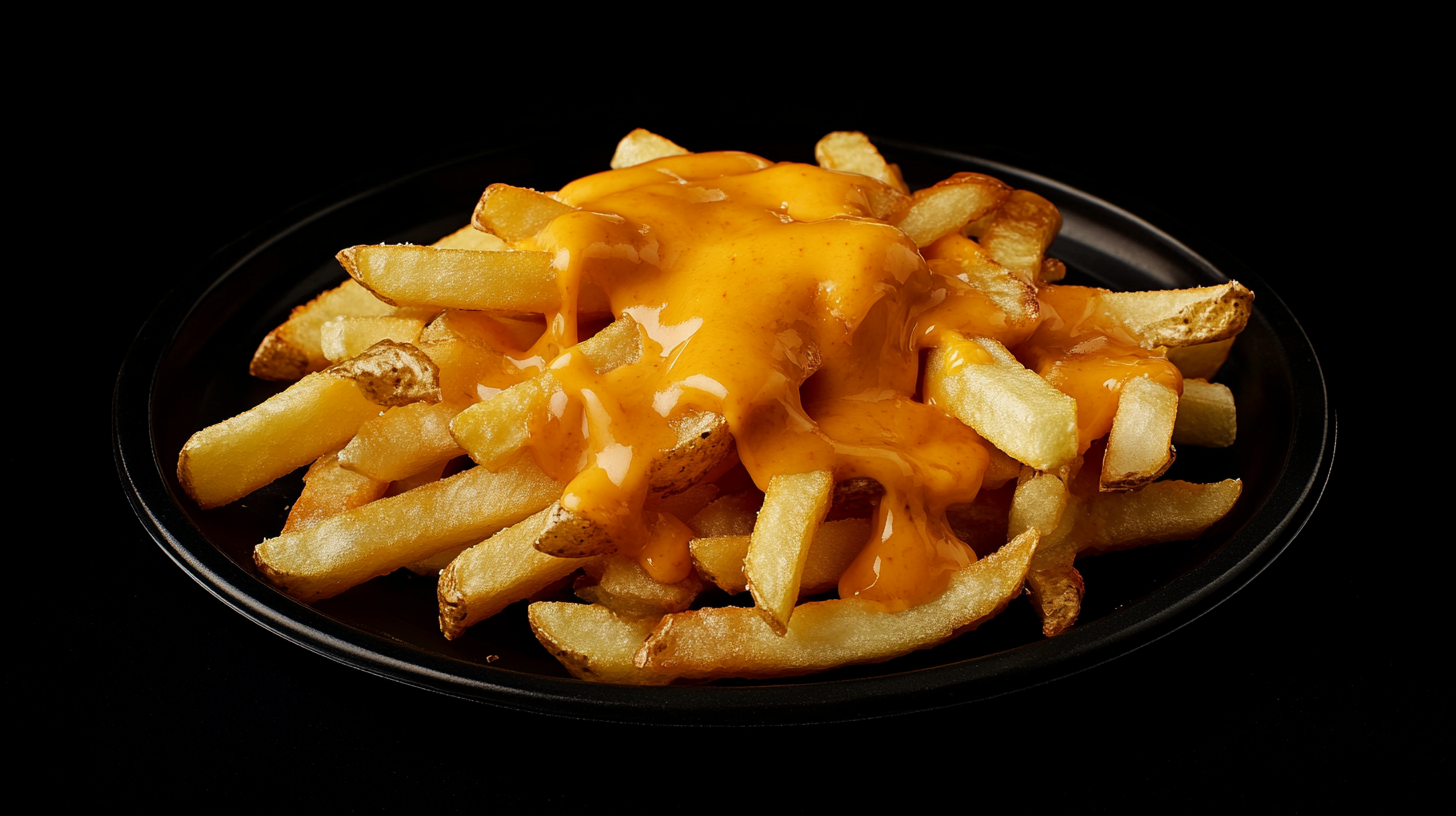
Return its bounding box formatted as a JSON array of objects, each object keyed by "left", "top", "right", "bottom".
[{"left": 476, "top": 151, "right": 1165, "bottom": 611}]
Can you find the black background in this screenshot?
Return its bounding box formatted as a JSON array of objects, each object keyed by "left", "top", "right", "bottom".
[{"left": 74, "top": 52, "right": 1412, "bottom": 806}]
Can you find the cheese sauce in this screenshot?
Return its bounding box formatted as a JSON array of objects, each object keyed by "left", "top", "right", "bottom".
[{"left": 482, "top": 151, "right": 1150, "bottom": 611}]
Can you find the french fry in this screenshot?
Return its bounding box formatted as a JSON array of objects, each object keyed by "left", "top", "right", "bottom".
[
  {"left": 574, "top": 555, "right": 704, "bottom": 618},
  {"left": 688, "top": 491, "right": 760, "bottom": 537},
  {"left": 249, "top": 279, "right": 398, "bottom": 381},
  {"left": 691, "top": 517, "right": 871, "bottom": 595},
  {"left": 1008, "top": 469, "right": 1083, "bottom": 636},
  {"left": 528, "top": 603, "right": 671, "bottom": 685},
  {"left": 430, "top": 224, "right": 511, "bottom": 252},
  {"left": 320, "top": 315, "right": 427, "bottom": 363},
  {"left": 1172, "top": 379, "right": 1237, "bottom": 448},
  {"left": 472, "top": 184, "right": 578, "bottom": 245},
  {"left": 1168, "top": 337, "right": 1235, "bottom": 380},
  {"left": 257, "top": 455, "right": 563, "bottom": 603},
  {"left": 1080, "top": 479, "right": 1242, "bottom": 554},
  {"left": 814, "top": 131, "right": 910, "bottom": 194},
  {"left": 436, "top": 506, "right": 588, "bottom": 639},
  {"left": 634, "top": 528, "right": 1038, "bottom": 681},
  {"left": 610, "top": 128, "right": 690, "bottom": 170},
  {"left": 281, "top": 450, "right": 388, "bottom": 535},
  {"left": 338, "top": 244, "right": 559, "bottom": 313},
  {"left": 978, "top": 190, "right": 1062, "bottom": 285},
  {"left": 922, "top": 232, "right": 1040, "bottom": 327},
  {"left": 892, "top": 173, "right": 1012, "bottom": 248},
  {"left": 451, "top": 376, "right": 554, "bottom": 471},
  {"left": 924, "top": 334, "right": 1079, "bottom": 472},
  {"left": 1101, "top": 375, "right": 1180, "bottom": 491},
  {"left": 419, "top": 309, "right": 543, "bottom": 353},
  {"left": 179, "top": 341, "right": 441, "bottom": 508},
  {"left": 745, "top": 470, "right": 835, "bottom": 634},
  {"left": 1098, "top": 282, "right": 1254, "bottom": 349}
]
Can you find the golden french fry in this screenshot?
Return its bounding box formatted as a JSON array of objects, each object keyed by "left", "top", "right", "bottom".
[
  {"left": 472, "top": 184, "right": 578, "bottom": 245},
  {"left": 1008, "top": 469, "right": 1084, "bottom": 636},
  {"left": 1080, "top": 479, "right": 1242, "bottom": 554},
  {"left": 281, "top": 450, "right": 388, "bottom": 535},
  {"left": 745, "top": 470, "right": 835, "bottom": 635},
  {"left": 924, "top": 334, "right": 1079, "bottom": 472},
  {"left": 256, "top": 455, "right": 563, "bottom": 603},
  {"left": 436, "top": 506, "right": 587, "bottom": 639},
  {"left": 574, "top": 556, "right": 703, "bottom": 618},
  {"left": 338, "top": 244, "right": 559, "bottom": 313},
  {"left": 451, "top": 376, "right": 554, "bottom": 471},
  {"left": 691, "top": 518, "right": 871, "bottom": 596},
  {"left": 892, "top": 173, "right": 1012, "bottom": 248},
  {"left": 179, "top": 341, "right": 440, "bottom": 508},
  {"left": 610, "top": 129, "right": 690, "bottom": 170},
  {"left": 320, "top": 315, "right": 426, "bottom": 363},
  {"left": 1097, "top": 282, "right": 1254, "bottom": 349},
  {"left": 688, "top": 491, "right": 760, "bottom": 537},
  {"left": 922, "top": 232, "right": 1040, "bottom": 328},
  {"left": 1101, "top": 376, "right": 1179, "bottom": 491},
  {"left": 1167, "top": 337, "right": 1235, "bottom": 380},
  {"left": 813, "top": 131, "right": 910, "bottom": 194},
  {"left": 635, "top": 528, "right": 1038, "bottom": 681},
  {"left": 249, "top": 279, "right": 398, "bottom": 381},
  {"left": 1173, "top": 379, "right": 1237, "bottom": 448},
  {"left": 430, "top": 224, "right": 512, "bottom": 251},
  {"left": 528, "top": 603, "right": 671, "bottom": 685},
  {"left": 979, "top": 190, "right": 1062, "bottom": 285},
  {"left": 419, "top": 309, "right": 543, "bottom": 353}
]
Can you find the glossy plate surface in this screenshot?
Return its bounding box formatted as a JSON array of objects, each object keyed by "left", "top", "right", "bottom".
[{"left": 114, "top": 137, "right": 1332, "bottom": 724}]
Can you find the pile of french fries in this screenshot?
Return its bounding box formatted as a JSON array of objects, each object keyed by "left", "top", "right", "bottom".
[{"left": 179, "top": 130, "right": 1251, "bottom": 683}]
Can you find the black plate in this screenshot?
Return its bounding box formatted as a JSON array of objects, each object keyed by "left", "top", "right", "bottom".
[{"left": 113, "top": 137, "right": 1332, "bottom": 724}]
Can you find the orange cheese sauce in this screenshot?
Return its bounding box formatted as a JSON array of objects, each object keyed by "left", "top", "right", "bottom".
[
  {"left": 477, "top": 151, "right": 1166, "bottom": 610},
  {"left": 1021, "top": 285, "right": 1182, "bottom": 452}
]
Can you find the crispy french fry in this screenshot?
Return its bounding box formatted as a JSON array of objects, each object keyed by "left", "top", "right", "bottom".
[
  {"left": 979, "top": 190, "right": 1062, "bottom": 285},
  {"left": 924, "top": 334, "right": 1079, "bottom": 472},
  {"left": 635, "top": 528, "right": 1038, "bottom": 681},
  {"left": 472, "top": 184, "right": 578, "bottom": 245},
  {"left": 419, "top": 309, "right": 543, "bottom": 353},
  {"left": 1173, "top": 379, "right": 1237, "bottom": 447},
  {"left": 611, "top": 129, "right": 690, "bottom": 170},
  {"left": 320, "top": 315, "right": 426, "bottom": 363},
  {"left": 436, "top": 506, "right": 588, "bottom": 638},
  {"left": 256, "top": 456, "right": 563, "bottom": 603},
  {"left": 451, "top": 376, "right": 554, "bottom": 470},
  {"left": 1097, "top": 282, "right": 1254, "bottom": 349},
  {"left": 338, "top": 244, "right": 559, "bottom": 313},
  {"left": 892, "top": 173, "right": 1012, "bottom": 248},
  {"left": 281, "top": 450, "right": 388, "bottom": 535},
  {"left": 249, "top": 279, "right": 398, "bottom": 381},
  {"left": 574, "top": 556, "right": 703, "bottom": 618},
  {"left": 688, "top": 491, "right": 760, "bottom": 537},
  {"left": 745, "top": 470, "right": 835, "bottom": 635},
  {"left": 1080, "top": 479, "right": 1242, "bottom": 554},
  {"left": 814, "top": 131, "right": 910, "bottom": 194},
  {"left": 179, "top": 341, "right": 440, "bottom": 508},
  {"left": 430, "top": 224, "right": 512, "bottom": 251},
  {"left": 1101, "top": 376, "right": 1179, "bottom": 491},
  {"left": 528, "top": 603, "right": 671, "bottom": 685},
  {"left": 690, "top": 517, "right": 871, "bottom": 596}
]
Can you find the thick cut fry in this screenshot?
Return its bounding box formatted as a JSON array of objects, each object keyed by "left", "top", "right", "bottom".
[
  {"left": 179, "top": 342, "right": 440, "bottom": 508},
  {"left": 611, "top": 129, "right": 690, "bottom": 170},
  {"left": 1172, "top": 379, "right": 1237, "bottom": 447},
  {"left": 419, "top": 309, "right": 543, "bottom": 353},
  {"left": 430, "top": 224, "right": 512, "bottom": 251},
  {"left": 978, "top": 190, "right": 1062, "bottom": 285},
  {"left": 340, "top": 401, "right": 461, "bottom": 482},
  {"left": 634, "top": 528, "right": 1038, "bottom": 680},
  {"left": 745, "top": 470, "right": 835, "bottom": 635},
  {"left": 249, "top": 279, "right": 397, "bottom": 381},
  {"left": 436, "top": 506, "right": 588, "bottom": 638},
  {"left": 1080, "top": 479, "right": 1242, "bottom": 554},
  {"left": 892, "top": 174, "right": 1012, "bottom": 248},
  {"left": 321, "top": 315, "right": 426, "bottom": 363},
  {"left": 529, "top": 603, "right": 671, "bottom": 685},
  {"left": 256, "top": 456, "right": 564, "bottom": 603},
  {"left": 281, "top": 450, "right": 388, "bottom": 535},
  {"left": 688, "top": 491, "right": 760, "bottom": 537},
  {"left": 574, "top": 556, "right": 703, "bottom": 618},
  {"left": 338, "top": 244, "right": 559, "bottom": 313},
  {"left": 922, "top": 233, "right": 1040, "bottom": 327},
  {"left": 813, "top": 131, "right": 910, "bottom": 194},
  {"left": 472, "top": 184, "right": 578, "bottom": 245},
  {"left": 1102, "top": 376, "right": 1179, "bottom": 491},
  {"left": 691, "top": 518, "right": 871, "bottom": 596},
  {"left": 451, "top": 376, "right": 553, "bottom": 470},
  {"left": 1168, "top": 337, "right": 1234, "bottom": 380},
  {"left": 924, "top": 334, "right": 1079, "bottom": 472},
  {"left": 1008, "top": 470, "right": 1083, "bottom": 636},
  {"left": 1097, "top": 282, "right": 1253, "bottom": 349}
]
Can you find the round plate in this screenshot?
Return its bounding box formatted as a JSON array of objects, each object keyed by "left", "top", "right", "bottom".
[{"left": 113, "top": 137, "right": 1332, "bottom": 724}]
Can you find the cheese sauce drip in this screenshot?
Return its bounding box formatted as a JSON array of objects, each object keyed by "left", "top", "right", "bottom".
[{"left": 495, "top": 152, "right": 992, "bottom": 610}]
